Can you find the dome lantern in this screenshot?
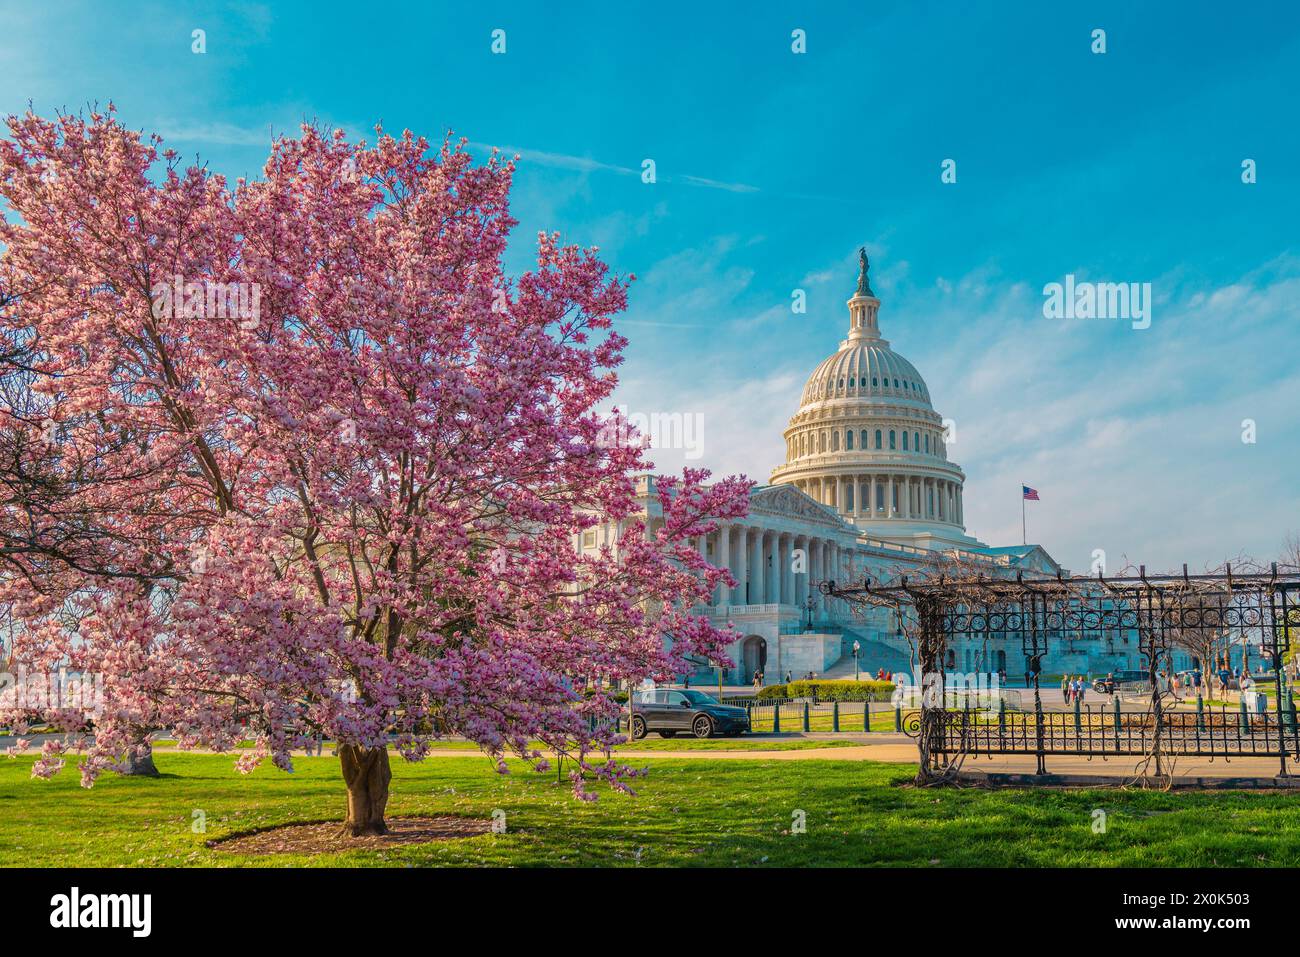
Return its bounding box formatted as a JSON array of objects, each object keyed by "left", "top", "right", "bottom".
[{"left": 847, "top": 246, "right": 883, "bottom": 342}]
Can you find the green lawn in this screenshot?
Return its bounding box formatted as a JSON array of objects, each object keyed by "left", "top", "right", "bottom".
[{"left": 2, "top": 752, "right": 1299, "bottom": 867}]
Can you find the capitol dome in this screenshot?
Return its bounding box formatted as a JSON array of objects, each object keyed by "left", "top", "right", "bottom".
[
  {"left": 771, "top": 250, "right": 970, "bottom": 546},
  {"left": 799, "top": 342, "right": 932, "bottom": 408}
]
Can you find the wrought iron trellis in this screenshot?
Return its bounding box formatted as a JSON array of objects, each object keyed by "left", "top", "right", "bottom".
[{"left": 824, "top": 563, "right": 1300, "bottom": 780}]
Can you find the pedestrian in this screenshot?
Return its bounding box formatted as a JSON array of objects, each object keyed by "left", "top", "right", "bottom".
[
  {"left": 752, "top": 672, "right": 762, "bottom": 691},
  {"left": 1077, "top": 679, "right": 1087, "bottom": 706}
]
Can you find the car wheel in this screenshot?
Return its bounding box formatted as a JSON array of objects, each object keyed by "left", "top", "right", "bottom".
[
  {"left": 692, "top": 715, "right": 714, "bottom": 739},
  {"left": 659, "top": 730, "right": 677, "bottom": 738},
  {"left": 631, "top": 716, "right": 647, "bottom": 740}
]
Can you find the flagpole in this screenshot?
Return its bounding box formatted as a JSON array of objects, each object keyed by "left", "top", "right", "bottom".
[{"left": 1021, "top": 483, "right": 1026, "bottom": 545}]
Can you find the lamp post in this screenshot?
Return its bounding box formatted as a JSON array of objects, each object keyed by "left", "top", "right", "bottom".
[
  {"left": 852, "top": 639, "right": 861, "bottom": 681},
  {"left": 804, "top": 595, "right": 816, "bottom": 633}
]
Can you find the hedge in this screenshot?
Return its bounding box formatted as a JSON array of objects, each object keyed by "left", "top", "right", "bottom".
[{"left": 756, "top": 679, "right": 895, "bottom": 701}]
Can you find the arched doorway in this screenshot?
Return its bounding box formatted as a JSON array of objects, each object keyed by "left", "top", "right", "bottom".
[{"left": 741, "top": 635, "right": 768, "bottom": 684}]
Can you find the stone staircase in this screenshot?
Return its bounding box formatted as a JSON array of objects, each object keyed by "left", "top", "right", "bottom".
[{"left": 817, "top": 626, "right": 911, "bottom": 680}]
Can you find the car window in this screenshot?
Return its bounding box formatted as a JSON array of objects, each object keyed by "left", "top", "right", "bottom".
[
  {"left": 665, "top": 692, "right": 688, "bottom": 706},
  {"left": 653, "top": 691, "right": 671, "bottom": 705},
  {"left": 633, "top": 691, "right": 654, "bottom": 705}
]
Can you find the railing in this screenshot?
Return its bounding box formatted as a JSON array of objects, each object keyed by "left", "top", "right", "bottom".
[
  {"left": 916, "top": 701, "right": 1300, "bottom": 759},
  {"left": 740, "top": 694, "right": 905, "bottom": 733}
]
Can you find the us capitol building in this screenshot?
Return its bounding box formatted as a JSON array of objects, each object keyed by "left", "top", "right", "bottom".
[{"left": 584, "top": 252, "right": 1147, "bottom": 685}]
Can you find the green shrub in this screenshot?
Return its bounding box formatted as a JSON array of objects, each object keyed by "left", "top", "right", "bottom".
[
  {"left": 785, "top": 679, "right": 895, "bottom": 701},
  {"left": 755, "top": 684, "right": 788, "bottom": 700}
]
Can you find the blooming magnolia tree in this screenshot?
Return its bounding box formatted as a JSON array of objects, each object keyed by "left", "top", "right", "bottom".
[{"left": 0, "top": 107, "right": 750, "bottom": 835}]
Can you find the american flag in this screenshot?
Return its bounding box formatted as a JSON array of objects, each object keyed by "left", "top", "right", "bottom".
[{"left": 1022, "top": 485, "right": 1040, "bottom": 501}]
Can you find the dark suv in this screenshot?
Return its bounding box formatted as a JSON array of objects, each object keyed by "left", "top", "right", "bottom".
[
  {"left": 1092, "top": 670, "right": 1151, "bottom": 694},
  {"left": 631, "top": 689, "right": 750, "bottom": 739}
]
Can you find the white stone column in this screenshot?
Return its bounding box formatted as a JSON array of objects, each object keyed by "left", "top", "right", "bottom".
[
  {"left": 774, "top": 535, "right": 785, "bottom": 600},
  {"left": 822, "top": 540, "right": 832, "bottom": 616},
  {"left": 716, "top": 524, "right": 731, "bottom": 609},
  {"left": 749, "top": 526, "right": 764, "bottom": 604},
  {"left": 828, "top": 541, "right": 840, "bottom": 617},
  {"left": 765, "top": 531, "right": 777, "bottom": 604},
  {"left": 735, "top": 526, "right": 750, "bottom": 606},
  {"left": 810, "top": 538, "right": 822, "bottom": 620},
  {"left": 886, "top": 476, "right": 895, "bottom": 517},
  {"left": 790, "top": 530, "right": 800, "bottom": 605}
]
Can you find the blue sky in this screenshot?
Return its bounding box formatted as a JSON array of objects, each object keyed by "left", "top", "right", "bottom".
[{"left": 3, "top": 0, "right": 1299, "bottom": 571}]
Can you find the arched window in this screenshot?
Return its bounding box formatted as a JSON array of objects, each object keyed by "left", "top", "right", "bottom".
[
  {"left": 860, "top": 429, "right": 868, "bottom": 449},
  {"left": 871, "top": 377, "right": 878, "bottom": 387},
  {"left": 875, "top": 429, "right": 882, "bottom": 449},
  {"left": 859, "top": 376, "right": 866, "bottom": 387},
  {"left": 914, "top": 431, "right": 920, "bottom": 450},
  {"left": 893, "top": 378, "right": 899, "bottom": 388},
  {"left": 845, "top": 430, "right": 854, "bottom": 450},
  {"left": 845, "top": 484, "right": 854, "bottom": 511},
  {"left": 889, "top": 430, "right": 896, "bottom": 450},
  {"left": 924, "top": 433, "right": 930, "bottom": 453},
  {"left": 832, "top": 431, "right": 840, "bottom": 451},
  {"left": 902, "top": 432, "right": 908, "bottom": 451}
]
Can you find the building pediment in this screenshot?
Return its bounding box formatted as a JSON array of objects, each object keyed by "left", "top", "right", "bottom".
[{"left": 748, "top": 484, "right": 852, "bottom": 530}]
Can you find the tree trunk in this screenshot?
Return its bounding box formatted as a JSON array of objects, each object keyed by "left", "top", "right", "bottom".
[
  {"left": 118, "top": 740, "right": 160, "bottom": 777},
  {"left": 339, "top": 744, "right": 391, "bottom": 837}
]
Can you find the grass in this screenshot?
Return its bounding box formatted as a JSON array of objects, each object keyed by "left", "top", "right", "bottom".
[{"left": 2, "top": 752, "right": 1300, "bottom": 867}]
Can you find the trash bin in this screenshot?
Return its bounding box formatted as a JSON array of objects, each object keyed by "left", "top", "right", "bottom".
[{"left": 1250, "top": 692, "right": 1267, "bottom": 715}]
